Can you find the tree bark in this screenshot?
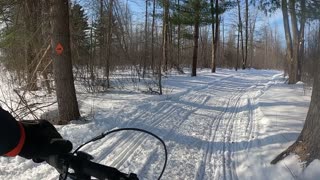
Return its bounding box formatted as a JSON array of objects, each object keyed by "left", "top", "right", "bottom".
[
  {"left": 236, "top": 25, "right": 239, "bottom": 71},
  {"left": 210, "top": 0, "right": 215, "bottom": 73},
  {"left": 271, "top": 51, "right": 320, "bottom": 165},
  {"left": 288, "top": 0, "right": 299, "bottom": 84},
  {"left": 264, "top": 26, "right": 268, "bottom": 68},
  {"left": 51, "top": 0, "right": 80, "bottom": 124},
  {"left": 163, "top": 0, "right": 169, "bottom": 73},
  {"left": 237, "top": 0, "right": 245, "bottom": 69},
  {"left": 192, "top": 0, "right": 200, "bottom": 77},
  {"left": 297, "top": 0, "right": 306, "bottom": 81},
  {"left": 214, "top": 12, "right": 219, "bottom": 72},
  {"left": 99, "top": 0, "right": 105, "bottom": 67},
  {"left": 89, "top": 20, "right": 95, "bottom": 83},
  {"left": 160, "top": 0, "right": 169, "bottom": 94},
  {"left": 222, "top": 18, "right": 225, "bottom": 66},
  {"left": 151, "top": 0, "right": 156, "bottom": 74},
  {"left": 281, "top": 0, "right": 294, "bottom": 83},
  {"left": 143, "top": 0, "right": 148, "bottom": 78},
  {"left": 105, "top": 0, "right": 113, "bottom": 88},
  {"left": 245, "top": 0, "right": 249, "bottom": 69},
  {"left": 177, "top": 0, "right": 181, "bottom": 70},
  {"left": 249, "top": 12, "right": 257, "bottom": 68}
]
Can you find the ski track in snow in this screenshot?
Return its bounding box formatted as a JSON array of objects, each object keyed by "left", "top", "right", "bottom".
[
  {"left": 1, "top": 69, "right": 307, "bottom": 180},
  {"left": 92, "top": 71, "right": 281, "bottom": 180}
]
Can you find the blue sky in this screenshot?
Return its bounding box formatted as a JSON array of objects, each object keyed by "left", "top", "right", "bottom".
[{"left": 127, "top": 0, "right": 285, "bottom": 44}]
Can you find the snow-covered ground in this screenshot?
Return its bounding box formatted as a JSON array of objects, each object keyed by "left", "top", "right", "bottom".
[{"left": 0, "top": 68, "right": 318, "bottom": 180}]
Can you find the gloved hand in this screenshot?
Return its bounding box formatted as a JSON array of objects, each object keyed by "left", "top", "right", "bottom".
[{"left": 19, "top": 120, "right": 73, "bottom": 162}]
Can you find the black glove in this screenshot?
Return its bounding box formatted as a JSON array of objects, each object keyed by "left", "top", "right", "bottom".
[{"left": 19, "top": 120, "right": 73, "bottom": 162}]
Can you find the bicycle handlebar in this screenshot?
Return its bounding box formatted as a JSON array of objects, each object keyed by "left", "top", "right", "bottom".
[
  {"left": 42, "top": 128, "right": 168, "bottom": 180},
  {"left": 45, "top": 151, "right": 139, "bottom": 180}
]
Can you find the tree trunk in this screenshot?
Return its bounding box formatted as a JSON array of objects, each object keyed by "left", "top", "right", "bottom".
[
  {"left": 99, "top": 0, "right": 105, "bottom": 67},
  {"left": 160, "top": 0, "right": 169, "bottom": 94},
  {"left": 168, "top": 13, "right": 174, "bottom": 69},
  {"left": 51, "top": 0, "right": 80, "bottom": 124},
  {"left": 213, "top": 6, "right": 220, "bottom": 72},
  {"left": 237, "top": 0, "right": 245, "bottom": 69},
  {"left": 297, "top": 0, "right": 306, "bottom": 81},
  {"left": 192, "top": 28, "right": 199, "bottom": 76},
  {"left": 163, "top": 0, "right": 169, "bottom": 73},
  {"left": 210, "top": 0, "right": 220, "bottom": 73},
  {"left": 318, "top": 23, "right": 320, "bottom": 54},
  {"left": 143, "top": 0, "right": 148, "bottom": 78},
  {"left": 222, "top": 18, "right": 225, "bottom": 66},
  {"left": 281, "top": 0, "right": 293, "bottom": 81},
  {"left": 151, "top": 0, "right": 156, "bottom": 74},
  {"left": 265, "top": 27, "right": 268, "bottom": 68},
  {"left": 40, "top": 0, "right": 52, "bottom": 94},
  {"left": 177, "top": 0, "right": 181, "bottom": 70},
  {"left": 271, "top": 53, "right": 320, "bottom": 165},
  {"left": 249, "top": 12, "right": 257, "bottom": 68},
  {"left": 89, "top": 20, "right": 95, "bottom": 83},
  {"left": 288, "top": 0, "right": 299, "bottom": 84},
  {"left": 210, "top": 0, "right": 215, "bottom": 73},
  {"left": 42, "top": 70, "right": 52, "bottom": 95},
  {"left": 105, "top": 0, "right": 113, "bottom": 88},
  {"left": 192, "top": 0, "right": 200, "bottom": 77},
  {"left": 236, "top": 25, "right": 239, "bottom": 71},
  {"left": 245, "top": 0, "right": 249, "bottom": 69}
]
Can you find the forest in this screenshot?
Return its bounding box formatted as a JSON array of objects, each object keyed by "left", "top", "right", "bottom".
[{"left": 0, "top": 0, "right": 320, "bottom": 179}]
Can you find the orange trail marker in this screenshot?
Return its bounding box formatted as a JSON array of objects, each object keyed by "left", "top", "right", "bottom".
[{"left": 55, "top": 43, "right": 64, "bottom": 55}]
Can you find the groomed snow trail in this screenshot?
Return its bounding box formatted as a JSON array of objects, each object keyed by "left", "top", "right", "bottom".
[
  {"left": 1, "top": 69, "right": 304, "bottom": 180},
  {"left": 78, "top": 70, "right": 283, "bottom": 180}
]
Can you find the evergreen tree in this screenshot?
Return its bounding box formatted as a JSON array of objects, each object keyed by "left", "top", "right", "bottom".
[
  {"left": 171, "top": 0, "right": 211, "bottom": 76},
  {"left": 171, "top": 0, "right": 232, "bottom": 76},
  {"left": 0, "top": 0, "right": 44, "bottom": 90},
  {"left": 70, "top": 3, "right": 90, "bottom": 65}
]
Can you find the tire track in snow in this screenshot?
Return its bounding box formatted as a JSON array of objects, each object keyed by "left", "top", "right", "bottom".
[
  {"left": 89, "top": 102, "right": 170, "bottom": 158},
  {"left": 163, "top": 75, "right": 274, "bottom": 180},
  {"left": 96, "top": 73, "right": 277, "bottom": 179},
  {"left": 108, "top": 104, "right": 180, "bottom": 168},
  {"left": 105, "top": 76, "right": 228, "bottom": 170},
  {"left": 221, "top": 84, "right": 269, "bottom": 180},
  {"left": 108, "top": 76, "right": 226, "bottom": 175},
  {"left": 197, "top": 81, "right": 256, "bottom": 180},
  {"left": 194, "top": 78, "right": 247, "bottom": 180},
  {"left": 196, "top": 94, "right": 235, "bottom": 180},
  {"left": 221, "top": 77, "right": 279, "bottom": 180},
  {"left": 231, "top": 77, "right": 280, "bottom": 180},
  {"left": 111, "top": 95, "right": 211, "bottom": 169},
  {"left": 108, "top": 90, "right": 209, "bottom": 167},
  {"left": 220, "top": 89, "right": 245, "bottom": 180}
]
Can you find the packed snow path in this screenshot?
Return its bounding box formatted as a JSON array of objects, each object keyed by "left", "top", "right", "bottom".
[
  {"left": 1, "top": 69, "right": 313, "bottom": 180},
  {"left": 77, "top": 70, "right": 284, "bottom": 180}
]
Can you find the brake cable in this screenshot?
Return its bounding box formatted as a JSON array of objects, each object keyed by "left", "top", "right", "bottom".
[{"left": 61, "top": 128, "right": 168, "bottom": 180}]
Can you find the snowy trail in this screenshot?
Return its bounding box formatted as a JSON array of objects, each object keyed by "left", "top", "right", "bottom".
[
  {"left": 90, "top": 71, "right": 279, "bottom": 180},
  {"left": 1, "top": 69, "right": 314, "bottom": 180}
]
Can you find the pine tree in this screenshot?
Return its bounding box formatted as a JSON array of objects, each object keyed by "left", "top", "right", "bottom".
[
  {"left": 171, "top": 0, "right": 211, "bottom": 76},
  {"left": 70, "top": 2, "right": 90, "bottom": 65},
  {"left": 171, "top": 0, "right": 231, "bottom": 76}
]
